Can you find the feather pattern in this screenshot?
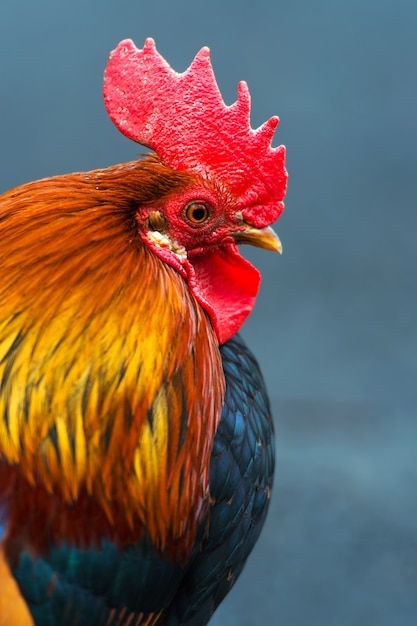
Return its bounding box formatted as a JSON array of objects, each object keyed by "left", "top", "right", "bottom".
[
  {"left": 166, "top": 334, "right": 275, "bottom": 624},
  {"left": 0, "top": 158, "right": 224, "bottom": 561},
  {"left": 2, "top": 335, "right": 273, "bottom": 626}
]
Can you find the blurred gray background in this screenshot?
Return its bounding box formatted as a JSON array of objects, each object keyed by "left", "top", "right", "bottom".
[{"left": 0, "top": 1, "right": 416, "bottom": 624}]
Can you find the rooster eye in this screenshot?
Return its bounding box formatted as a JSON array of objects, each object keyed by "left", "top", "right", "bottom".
[{"left": 185, "top": 201, "right": 211, "bottom": 226}]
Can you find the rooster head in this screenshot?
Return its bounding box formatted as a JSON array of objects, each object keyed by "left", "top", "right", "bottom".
[{"left": 104, "top": 38, "right": 287, "bottom": 344}]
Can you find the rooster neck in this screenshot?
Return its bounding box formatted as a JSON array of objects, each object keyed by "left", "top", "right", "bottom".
[{"left": 0, "top": 168, "right": 224, "bottom": 560}]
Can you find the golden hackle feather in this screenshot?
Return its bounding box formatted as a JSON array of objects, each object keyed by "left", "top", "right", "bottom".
[{"left": 0, "top": 157, "right": 224, "bottom": 559}]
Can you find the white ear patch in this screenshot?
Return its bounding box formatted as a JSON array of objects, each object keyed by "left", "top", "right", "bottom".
[{"left": 146, "top": 230, "right": 187, "bottom": 259}]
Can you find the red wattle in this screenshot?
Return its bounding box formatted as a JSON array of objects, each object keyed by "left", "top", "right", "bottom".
[{"left": 188, "top": 245, "right": 261, "bottom": 345}]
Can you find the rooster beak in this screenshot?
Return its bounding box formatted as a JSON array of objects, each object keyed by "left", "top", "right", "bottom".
[{"left": 231, "top": 225, "right": 282, "bottom": 253}]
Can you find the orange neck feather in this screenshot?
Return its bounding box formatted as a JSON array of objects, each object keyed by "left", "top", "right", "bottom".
[{"left": 0, "top": 159, "right": 224, "bottom": 560}]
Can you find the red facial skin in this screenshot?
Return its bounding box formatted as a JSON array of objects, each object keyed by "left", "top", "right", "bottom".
[{"left": 135, "top": 181, "right": 262, "bottom": 345}]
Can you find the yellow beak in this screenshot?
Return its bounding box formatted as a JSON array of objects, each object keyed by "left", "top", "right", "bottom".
[{"left": 231, "top": 225, "right": 282, "bottom": 253}]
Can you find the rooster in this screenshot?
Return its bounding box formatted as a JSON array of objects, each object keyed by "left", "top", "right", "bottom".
[{"left": 0, "top": 39, "right": 287, "bottom": 625}]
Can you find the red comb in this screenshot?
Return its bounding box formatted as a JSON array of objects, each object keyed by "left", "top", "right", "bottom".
[{"left": 104, "top": 38, "right": 287, "bottom": 227}]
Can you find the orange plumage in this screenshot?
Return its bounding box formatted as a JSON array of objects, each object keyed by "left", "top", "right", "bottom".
[{"left": 0, "top": 158, "right": 224, "bottom": 561}]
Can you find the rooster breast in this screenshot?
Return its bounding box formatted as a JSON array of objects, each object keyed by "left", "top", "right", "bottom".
[{"left": 3, "top": 334, "right": 274, "bottom": 626}]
